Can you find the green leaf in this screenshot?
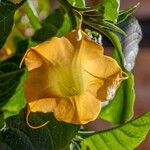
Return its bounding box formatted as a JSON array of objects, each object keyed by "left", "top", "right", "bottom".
[
  {"left": 0, "top": 109, "right": 80, "bottom": 150},
  {"left": 99, "top": 0, "right": 120, "bottom": 22},
  {"left": 81, "top": 111, "right": 150, "bottom": 150},
  {"left": 45, "top": 8, "right": 65, "bottom": 28},
  {"left": 100, "top": 72, "right": 135, "bottom": 124},
  {"left": 56, "top": 14, "right": 72, "bottom": 37},
  {"left": 117, "top": 3, "right": 140, "bottom": 23},
  {"left": 0, "top": 63, "right": 24, "bottom": 108},
  {"left": 99, "top": 20, "right": 126, "bottom": 36},
  {"left": 68, "top": 0, "right": 85, "bottom": 8},
  {"left": 86, "top": 19, "right": 126, "bottom": 36},
  {"left": 58, "top": 0, "right": 77, "bottom": 29},
  {"left": 1, "top": 71, "right": 26, "bottom": 119},
  {"left": 0, "top": 0, "right": 26, "bottom": 48},
  {"left": 32, "top": 8, "right": 65, "bottom": 42},
  {"left": 32, "top": 23, "right": 57, "bottom": 43}
]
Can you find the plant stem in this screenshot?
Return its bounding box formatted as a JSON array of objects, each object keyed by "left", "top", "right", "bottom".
[{"left": 24, "top": 1, "right": 42, "bottom": 30}]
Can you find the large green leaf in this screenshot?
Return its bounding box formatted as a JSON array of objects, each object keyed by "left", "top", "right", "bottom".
[
  {"left": 81, "top": 111, "right": 150, "bottom": 150},
  {"left": 1, "top": 71, "right": 26, "bottom": 119},
  {"left": 100, "top": 72, "right": 135, "bottom": 124},
  {"left": 0, "top": 63, "right": 24, "bottom": 108},
  {"left": 0, "top": 63, "right": 26, "bottom": 128},
  {"left": 0, "top": 63, "right": 26, "bottom": 121},
  {"left": 0, "top": 36, "right": 30, "bottom": 119},
  {"left": 0, "top": 109, "right": 80, "bottom": 150},
  {"left": 0, "top": 0, "right": 26, "bottom": 48},
  {"left": 99, "top": 0, "right": 120, "bottom": 22},
  {"left": 56, "top": 14, "right": 72, "bottom": 37}
]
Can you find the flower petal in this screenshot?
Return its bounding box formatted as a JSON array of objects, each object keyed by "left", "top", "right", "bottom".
[
  {"left": 84, "top": 56, "right": 122, "bottom": 101},
  {"left": 66, "top": 29, "right": 104, "bottom": 57},
  {"left": 24, "top": 50, "right": 43, "bottom": 71},
  {"left": 24, "top": 29, "right": 123, "bottom": 125},
  {"left": 24, "top": 62, "right": 62, "bottom": 103},
  {"left": 29, "top": 98, "right": 57, "bottom": 113},
  {"left": 28, "top": 91, "right": 101, "bottom": 124},
  {"left": 54, "top": 92, "right": 101, "bottom": 124},
  {"left": 29, "top": 37, "right": 74, "bottom": 65},
  {"left": 27, "top": 92, "right": 100, "bottom": 124},
  {"left": 66, "top": 30, "right": 105, "bottom": 92}
]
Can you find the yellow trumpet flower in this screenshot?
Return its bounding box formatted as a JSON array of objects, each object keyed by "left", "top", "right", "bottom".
[{"left": 23, "top": 29, "right": 123, "bottom": 127}]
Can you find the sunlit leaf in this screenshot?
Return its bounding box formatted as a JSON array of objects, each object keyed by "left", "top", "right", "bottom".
[
  {"left": 1, "top": 71, "right": 26, "bottom": 119},
  {"left": 56, "top": 14, "right": 72, "bottom": 37},
  {"left": 81, "top": 111, "right": 150, "bottom": 150},
  {"left": 99, "top": 0, "right": 120, "bottom": 22},
  {"left": 68, "top": 0, "right": 85, "bottom": 8}
]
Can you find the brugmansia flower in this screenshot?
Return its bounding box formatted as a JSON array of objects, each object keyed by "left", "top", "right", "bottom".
[{"left": 23, "top": 29, "right": 123, "bottom": 127}]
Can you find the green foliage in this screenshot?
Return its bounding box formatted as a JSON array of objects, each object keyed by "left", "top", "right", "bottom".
[
  {"left": 57, "top": 0, "right": 77, "bottom": 29},
  {"left": 84, "top": 19, "right": 126, "bottom": 36},
  {"left": 32, "top": 8, "right": 72, "bottom": 42},
  {"left": 99, "top": 0, "right": 120, "bottom": 22},
  {"left": 68, "top": 0, "right": 85, "bottom": 7},
  {"left": 1, "top": 71, "right": 26, "bottom": 119},
  {"left": 97, "top": 29, "right": 135, "bottom": 124},
  {"left": 100, "top": 72, "right": 135, "bottom": 124},
  {"left": 81, "top": 111, "right": 150, "bottom": 150},
  {"left": 56, "top": 14, "right": 72, "bottom": 37},
  {"left": 0, "top": 37, "right": 32, "bottom": 119},
  {"left": 99, "top": 15, "right": 142, "bottom": 124},
  {"left": 0, "top": 63, "right": 26, "bottom": 118},
  {"left": 0, "top": 63, "right": 24, "bottom": 107},
  {"left": 0, "top": 109, "right": 80, "bottom": 150},
  {"left": 117, "top": 3, "right": 140, "bottom": 23},
  {"left": 0, "top": 0, "right": 26, "bottom": 48}
]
